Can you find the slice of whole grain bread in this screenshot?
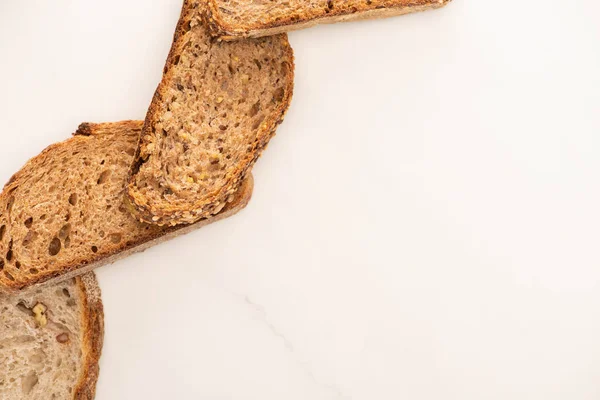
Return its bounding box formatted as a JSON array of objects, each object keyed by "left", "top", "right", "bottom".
[
  {"left": 0, "top": 272, "right": 104, "bottom": 400},
  {"left": 207, "top": 0, "right": 452, "bottom": 40},
  {"left": 0, "top": 121, "right": 253, "bottom": 292},
  {"left": 127, "top": 0, "right": 294, "bottom": 226}
]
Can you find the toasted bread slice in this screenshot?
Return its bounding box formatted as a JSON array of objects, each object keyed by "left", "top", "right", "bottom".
[
  {"left": 0, "top": 121, "right": 253, "bottom": 292},
  {"left": 0, "top": 273, "right": 104, "bottom": 400},
  {"left": 127, "top": 0, "right": 293, "bottom": 226},
  {"left": 207, "top": 0, "right": 452, "bottom": 40}
]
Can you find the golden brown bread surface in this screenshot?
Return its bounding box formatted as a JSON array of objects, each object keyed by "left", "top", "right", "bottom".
[
  {"left": 0, "top": 272, "right": 104, "bottom": 400},
  {"left": 127, "top": 0, "right": 293, "bottom": 226},
  {"left": 0, "top": 121, "right": 253, "bottom": 292},
  {"left": 207, "top": 0, "right": 452, "bottom": 39}
]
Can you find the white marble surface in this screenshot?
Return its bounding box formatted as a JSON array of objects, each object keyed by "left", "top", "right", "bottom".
[{"left": 1, "top": 1, "right": 600, "bottom": 399}]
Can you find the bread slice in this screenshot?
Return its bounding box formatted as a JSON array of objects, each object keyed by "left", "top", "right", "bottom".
[
  {"left": 207, "top": 0, "right": 452, "bottom": 40},
  {"left": 0, "top": 121, "right": 253, "bottom": 292},
  {"left": 0, "top": 272, "right": 103, "bottom": 400},
  {"left": 127, "top": 0, "right": 294, "bottom": 226}
]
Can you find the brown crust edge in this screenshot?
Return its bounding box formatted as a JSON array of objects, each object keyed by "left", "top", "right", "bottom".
[
  {"left": 207, "top": 0, "right": 452, "bottom": 40},
  {"left": 73, "top": 272, "right": 105, "bottom": 400},
  {"left": 126, "top": 1, "right": 294, "bottom": 226}
]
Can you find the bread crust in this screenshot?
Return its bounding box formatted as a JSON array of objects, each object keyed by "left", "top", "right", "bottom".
[
  {"left": 207, "top": 0, "right": 452, "bottom": 40},
  {"left": 0, "top": 122, "right": 254, "bottom": 293},
  {"left": 127, "top": 0, "right": 293, "bottom": 226},
  {"left": 73, "top": 273, "right": 105, "bottom": 400}
]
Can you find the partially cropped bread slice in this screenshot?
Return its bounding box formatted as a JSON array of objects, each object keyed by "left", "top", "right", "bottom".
[
  {"left": 127, "top": 0, "right": 294, "bottom": 226},
  {"left": 0, "top": 273, "right": 103, "bottom": 400},
  {"left": 0, "top": 121, "right": 253, "bottom": 292},
  {"left": 207, "top": 0, "right": 452, "bottom": 40}
]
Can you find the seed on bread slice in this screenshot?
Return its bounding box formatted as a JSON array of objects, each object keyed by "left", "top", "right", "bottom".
[
  {"left": 0, "top": 121, "right": 253, "bottom": 292},
  {"left": 127, "top": 0, "right": 294, "bottom": 226},
  {"left": 0, "top": 273, "right": 103, "bottom": 400},
  {"left": 207, "top": 0, "right": 452, "bottom": 40}
]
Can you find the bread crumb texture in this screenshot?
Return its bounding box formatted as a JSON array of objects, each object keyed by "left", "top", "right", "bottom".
[
  {"left": 0, "top": 122, "right": 155, "bottom": 289},
  {"left": 0, "top": 277, "right": 87, "bottom": 399},
  {"left": 128, "top": 0, "right": 294, "bottom": 226}
]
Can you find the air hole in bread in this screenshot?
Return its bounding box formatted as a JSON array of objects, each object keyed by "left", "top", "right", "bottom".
[
  {"left": 125, "top": 147, "right": 136, "bottom": 156},
  {"left": 97, "top": 170, "right": 111, "bottom": 185},
  {"left": 4, "top": 271, "right": 15, "bottom": 281},
  {"left": 109, "top": 233, "right": 122, "bottom": 244},
  {"left": 99, "top": 231, "right": 105, "bottom": 238},
  {"left": 22, "top": 230, "right": 37, "bottom": 247},
  {"left": 24, "top": 217, "right": 33, "bottom": 228},
  {"left": 63, "top": 288, "right": 70, "bottom": 298},
  {"left": 39, "top": 214, "right": 47, "bottom": 221},
  {"left": 273, "top": 87, "right": 285, "bottom": 103},
  {"left": 100, "top": 160, "right": 105, "bottom": 165},
  {"left": 58, "top": 224, "right": 71, "bottom": 240},
  {"left": 6, "top": 196, "right": 15, "bottom": 212},
  {"left": 249, "top": 102, "right": 261, "bottom": 117},
  {"left": 326, "top": 0, "right": 334, "bottom": 12},
  {"left": 252, "top": 117, "right": 265, "bottom": 130},
  {"left": 21, "top": 370, "right": 38, "bottom": 395},
  {"left": 0, "top": 258, "right": 4, "bottom": 271},
  {"left": 15, "top": 261, "right": 21, "bottom": 270},
  {"left": 29, "top": 268, "right": 38, "bottom": 275},
  {"left": 68, "top": 193, "right": 78, "bottom": 206},
  {"left": 64, "top": 236, "right": 71, "bottom": 249},
  {"left": 48, "top": 238, "right": 61, "bottom": 256},
  {"left": 6, "top": 249, "right": 13, "bottom": 262},
  {"left": 0, "top": 225, "right": 5, "bottom": 241},
  {"left": 183, "top": 19, "right": 192, "bottom": 33},
  {"left": 91, "top": 246, "right": 98, "bottom": 253}
]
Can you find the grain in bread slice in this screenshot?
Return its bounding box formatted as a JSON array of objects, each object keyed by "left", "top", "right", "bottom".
[
  {"left": 127, "top": 0, "right": 294, "bottom": 226},
  {"left": 0, "top": 272, "right": 103, "bottom": 400},
  {"left": 207, "top": 0, "right": 452, "bottom": 40},
  {"left": 0, "top": 121, "right": 253, "bottom": 292}
]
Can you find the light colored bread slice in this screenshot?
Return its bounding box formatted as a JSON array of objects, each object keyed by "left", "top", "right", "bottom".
[
  {"left": 0, "top": 121, "right": 253, "bottom": 292},
  {"left": 0, "top": 272, "right": 103, "bottom": 400},
  {"left": 127, "top": 0, "right": 294, "bottom": 226},
  {"left": 207, "top": 0, "right": 452, "bottom": 40}
]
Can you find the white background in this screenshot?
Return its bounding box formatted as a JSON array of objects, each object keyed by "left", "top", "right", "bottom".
[{"left": 1, "top": 1, "right": 600, "bottom": 399}]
